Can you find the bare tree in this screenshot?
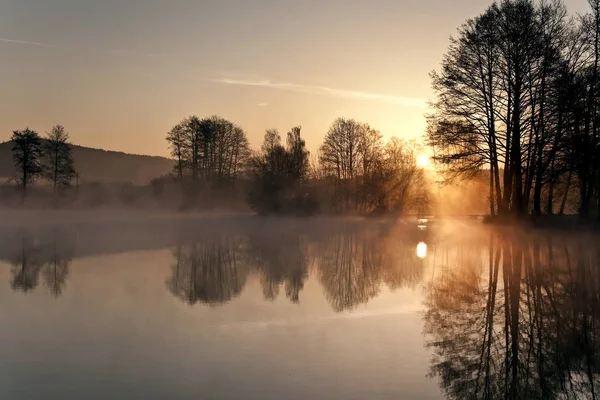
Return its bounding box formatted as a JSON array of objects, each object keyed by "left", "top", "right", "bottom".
[
  {"left": 319, "top": 118, "right": 382, "bottom": 212},
  {"left": 42, "top": 124, "right": 76, "bottom": 195},
  {"left": 166, "top": 123, "right": 188, "bottom": 180},
  {"left": 365, "top": 138, "right": 424, "bottom": 215},
  {"left": 165, "top": 115, "right": 250, "bottom": 207}
]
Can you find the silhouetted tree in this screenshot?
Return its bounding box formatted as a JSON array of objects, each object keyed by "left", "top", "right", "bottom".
[
  {"left": 319, "top": 118, "right": 382, "bottom": 213},
  {"left": 428, "top": 0, "right": 600, "bottom": 218},
  {"left": 42, "top": 124, "right": 76, "bottom": 195},
  {"left": 166, "top": 123, "right": 188, "bottom": 180},
  {"left": 364, "top": 138, "right": 425, "bottom": 215},
  {"left": 166, "top": 115, "right": 250, "bottom": 206},
  {"left": 11, "top": 128, "right": 42, "bottom": 201},
  {"left": 248, "top": 127, "right": 313, "bottom": 215}
]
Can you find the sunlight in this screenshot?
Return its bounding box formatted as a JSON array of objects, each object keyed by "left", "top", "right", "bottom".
[
  {"left": 417, "top": 154, "right": 429, "bottom": 168},
  {"left": 416, "top": 242, "right": 428, "bottom": 259}
]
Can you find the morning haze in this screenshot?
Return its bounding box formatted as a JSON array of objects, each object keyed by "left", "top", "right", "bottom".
[
  {"left": 1, "top": 0, "right": 588, "bottom": 156},
  {"left": 3, "top": 1, "right": 600, "bottom": 399}
]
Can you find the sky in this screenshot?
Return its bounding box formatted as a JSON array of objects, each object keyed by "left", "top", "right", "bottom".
[{"left": 0, "top": 0, "right": 592, "bottom": 157}]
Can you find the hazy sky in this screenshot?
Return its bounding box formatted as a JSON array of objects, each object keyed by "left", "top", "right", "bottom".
[{"left": 0, "top": 0, "right": 591, "bottom": 156}]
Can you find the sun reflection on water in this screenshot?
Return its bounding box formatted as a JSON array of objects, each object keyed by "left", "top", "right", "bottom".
[{"left": 417, "top": 242, "right": 427, "bottom": 259}]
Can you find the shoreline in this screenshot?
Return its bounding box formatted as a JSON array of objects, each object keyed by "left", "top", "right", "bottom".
[{"left": 483, "top": 214, "right": 600, "bottom": 231}]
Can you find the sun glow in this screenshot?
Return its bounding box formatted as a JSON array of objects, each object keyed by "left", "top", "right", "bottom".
[
  {"left": 417, "top": 154, "right": 429, "bottom": 168},
  {"left": 416, "top": 242, "right": 428, "bottom": 259}
]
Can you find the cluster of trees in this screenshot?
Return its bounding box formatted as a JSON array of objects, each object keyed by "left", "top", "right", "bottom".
[
  {"left": 320, "top": 119, "right": 426, "bottom": 214},
  {"left": 10, "top": 125, "right": 76, "bottom": 201},
  {"left": 428, "top": 0, "right": 600, "bottom": 218},
  {"left": 4, "top": 114, "right": 425, "bottom": 215},
  {"left": 166, "top": 116, "right": 250, "bottom": 189},
  {"left": 166, "top": 115, "right": 427, "bottom": 215},
  {"left": 246, "top": 127, "right": 313, "bottom": 214}
]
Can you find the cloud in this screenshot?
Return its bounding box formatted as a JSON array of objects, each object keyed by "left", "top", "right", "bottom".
[
  {"left": 256, "top": 102, "right": 269, "bottom": 107},
  {"left": 0, "top": 37, "right": 56, "bottom": 48},
  {"left": 210, "top": 78, "right": 427, "bottom": 107}
]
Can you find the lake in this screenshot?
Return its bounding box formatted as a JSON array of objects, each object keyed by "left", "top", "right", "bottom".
[{"left": 0, "top": 215, "right": 598, "bottom": 399}]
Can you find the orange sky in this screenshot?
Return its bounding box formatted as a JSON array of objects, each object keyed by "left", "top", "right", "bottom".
[{"left": 0, "top": 0, "right": 591, "bottom": 157}]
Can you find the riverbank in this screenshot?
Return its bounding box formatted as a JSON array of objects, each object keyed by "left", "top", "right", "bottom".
[{"left": 483, "top": 214, "right": 600, "bottom": 231}]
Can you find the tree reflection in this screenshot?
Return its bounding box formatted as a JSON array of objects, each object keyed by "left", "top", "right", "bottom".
[
  {"left": 7, "top": 229, "right": 72, "bottom": 296},
  {"left": 424, "top": 232, "right": 600, "bottom": 399},
  {"left": 318, "top": 226, "right": 424, "bottom": 312},
  {"left": 166, "top": 234, "right": 249, "bottom": 306},
  {"left": 42, "top": 237, "right": 72, "bottom": 297},
  {"left": 9, "top": 233, "right": 44, "bottom": 292},
  {"left": 246, "top": 228, "right": 311, "bottom": 303},
  {"left": 318, "top": 231, "right": 381, "bottom": 312},
  {"left": 165, "top": 222, "right": 426, "bottom": 311}
]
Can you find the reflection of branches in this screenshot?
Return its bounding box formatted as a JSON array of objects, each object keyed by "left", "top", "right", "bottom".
[
  {"left": 42, "top": 242, "right": 71, "bottom": 297},
  {"left": 318, "top": 231, "right": 382, "bottom": 312},
  {"left": 424, "top": 233, "right": 600, "bottom": 399},
  {"left": 317, "top": 226, "right": 426, "bottom": 312},
  {"left": 246, "top": 231, "right": 311, "bottom": 303},
  {"left": 10, "top": 243, "right": 43, "bottom": 293},
  {"left": 9, "top": 231, "right": 72, "bottom": 296},
  {"left": 167, "top": 235, "right": 248, "bottom": 306},
  {"left": 381, "top": 237, "right": 425, "bottom": 290}
]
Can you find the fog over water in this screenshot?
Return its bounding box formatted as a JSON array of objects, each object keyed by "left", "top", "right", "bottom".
[{"left": 0, "top": 214, "right": 599, "bottom": 399}]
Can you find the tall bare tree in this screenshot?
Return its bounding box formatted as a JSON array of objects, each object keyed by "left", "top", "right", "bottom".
[
  {"left": 166, "top": 123, "right": 188, "bottom": 180},
  {"left": 166, "top": 115, "right": 250, "bottom": 207},
  {"left": 319, "top": 118, "right": 382, "bottom": 212},
  {"left": 42, "top": 124, "right": 76, "bottom": 194}
]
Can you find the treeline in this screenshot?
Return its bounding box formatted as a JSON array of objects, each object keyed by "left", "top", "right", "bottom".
[
  {"left": 164, "top": 115, "right": 428, "bottom": 215},
  {"left": 3, "top": 116, "right": 427, "bottom": 215},
  {"left": 428, "top": 0, "right": 600, "bottom": 218}
]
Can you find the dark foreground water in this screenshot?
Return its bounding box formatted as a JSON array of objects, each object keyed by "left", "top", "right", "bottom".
[{"left": 0, "top": 215, "right": 599, "bottom": 400}]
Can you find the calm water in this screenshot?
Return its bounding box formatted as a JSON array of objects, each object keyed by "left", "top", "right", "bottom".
[{"left": 0, "top": 216, "right": 599, "bottom": 400}]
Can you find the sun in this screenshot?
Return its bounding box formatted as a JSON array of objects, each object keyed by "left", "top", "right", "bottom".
[{"left": 417, "top": 154, "right": 429, "bottom": 168}]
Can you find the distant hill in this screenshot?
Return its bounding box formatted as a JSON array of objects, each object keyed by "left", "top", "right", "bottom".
[{"left": 0, "top": 141, "right": 174, "bottom": 185}]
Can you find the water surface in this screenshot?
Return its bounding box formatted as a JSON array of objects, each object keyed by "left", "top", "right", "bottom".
[{"left": 0, "top": 217, "right": 598, "bottom": 399}]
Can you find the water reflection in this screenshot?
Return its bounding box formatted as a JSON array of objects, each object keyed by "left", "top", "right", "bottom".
[
  {"left": 417, "top": 242, "right": 427, "bottom": 259},
  {"left": 164, "top": 224, "right": 426, "bottom": 311},
  {"left": 424, "top": 232, "right": 600, "bottom": 399},
  {"left": 5, "top": 220, "right": 600, "bottom": 398},
  {"left": 245, "top": 227, "right": 312, "bottom": 303},
  {"left": 5, "top": 230, "right": 72, "bottom": 296},
  {"left": 0, "top": 221, "right": 426, "bottom": 313},
  {"left": 166, "top": 234, "right": 249, "bottom": 306}
]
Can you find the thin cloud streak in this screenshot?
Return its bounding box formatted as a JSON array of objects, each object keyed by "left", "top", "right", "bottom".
[
  {"left": 211, "top": 78, "right": 427, "bottom": 107},
  {"left": 0, "top": 37, "right": 56, "bottom": 48}
]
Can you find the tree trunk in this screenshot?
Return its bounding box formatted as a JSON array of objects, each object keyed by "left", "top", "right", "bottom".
[
  {"left": 547, "top": 181, "right": 554, "bottom": 215},
  {"left": 511, "top": 78, "right": 524, "bottom": 216},
  {"left": 559, "top": 170, "right": 572, "bottom": 215},
  {"left": 489, "top": 165, "right": 495, "bottom": 216},
  {"left": 533, "top": 177, "right": 543, "bottom": 216}
]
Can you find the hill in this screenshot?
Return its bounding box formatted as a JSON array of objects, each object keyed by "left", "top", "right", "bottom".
[{"left": 0, "top": 141, "right": 174, "bottom": 185}]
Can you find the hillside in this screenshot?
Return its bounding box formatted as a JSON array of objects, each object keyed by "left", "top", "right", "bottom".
[{"left": 0, "top": 141, "right": 173, "bottom": 185}]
